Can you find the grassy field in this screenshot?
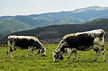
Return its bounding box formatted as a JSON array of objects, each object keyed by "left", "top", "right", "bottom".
[{"left": 0, "top": 44, "right": 108, "bottom": 71}]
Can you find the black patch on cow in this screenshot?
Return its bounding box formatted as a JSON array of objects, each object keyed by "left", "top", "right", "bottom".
[
  {"left": 64, "top": 33, "right": 94, "bottom": 51},
  {"left": 37, "top": 50, "right": 40, "bottom": 54},
  {"left": 60, "top": 46, "right": 67, "bottom": 53},
  {"left": 59, "top": 55, "right": 63, "bottom": 60},
  {"left": 7, "top": 51, "right": 9, "bottom": 54},
  {"left": 10, "top": 47, "right": 13, "bottom": 52},
  {"left": 54, "top": 51, "right": 60, "bottom": 59},
  {"left": 8, "top": 38, "right": 13, "bottom": 44},
  {"left": 59, "top": 40, "right": 68, "bottom": 53},
  {"left": 94, "top": 33, "right": 104, "bottom": 41},
  {"left": 10, "top": 38, "right": 42, "bottom": 49}
]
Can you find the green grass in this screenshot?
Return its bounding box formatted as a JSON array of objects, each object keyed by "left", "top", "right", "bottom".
[{"left": 0, "top": 44, "right": 108, "bottom": 71}]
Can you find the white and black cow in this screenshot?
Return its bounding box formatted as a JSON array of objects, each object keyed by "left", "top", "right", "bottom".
[
  {"left": 53, "top": 29, "right": 106, "bottom": 62},
  {"left": 6, "top": 35, "right": 46, "bottom": 58}
]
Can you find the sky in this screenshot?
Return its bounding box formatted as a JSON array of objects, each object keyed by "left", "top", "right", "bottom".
[{"left": 0, "top": 0, "right": 108, "bottom": 16}]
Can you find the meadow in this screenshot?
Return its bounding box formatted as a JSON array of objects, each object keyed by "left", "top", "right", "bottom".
[{"left": 0, "top": 44, "right": 108, "bottom": 71}]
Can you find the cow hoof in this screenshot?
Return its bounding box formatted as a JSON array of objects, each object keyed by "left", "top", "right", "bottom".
[
  {"left": 54, "top": 61, "right": 58, "bottom": 62},
  {"left": 42, "top": 55, "right": 46, "bottom": 56},
  {"left": 93, "top": 59, "right": 97, "bottom": 62}
]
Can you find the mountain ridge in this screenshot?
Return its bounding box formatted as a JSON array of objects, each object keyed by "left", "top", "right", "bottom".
[{"left": 1, "top": 6, "right": 108, "bottom": 36}]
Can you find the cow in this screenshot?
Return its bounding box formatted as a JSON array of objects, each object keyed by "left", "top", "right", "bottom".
[
  {"left": 53, "top": 29, "right": 106, "bottom": 62},
  {"left": 6, "top": 35, "right": 46, "bottom": 58}
]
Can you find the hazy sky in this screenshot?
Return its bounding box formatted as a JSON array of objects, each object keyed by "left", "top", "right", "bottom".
[{"left": 0, "top": 0, "right": 108, "bottom": 16}]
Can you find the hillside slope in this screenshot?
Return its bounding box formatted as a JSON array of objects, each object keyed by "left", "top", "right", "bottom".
[
  {"left": 1, "top": 6, "right": 108, "bottom": 36},
  {"left": 0, "top": 18, "right": 32, "bottom": 35},
  {"left": 0, "top": 18, "right": 108, "bottom": 45}
]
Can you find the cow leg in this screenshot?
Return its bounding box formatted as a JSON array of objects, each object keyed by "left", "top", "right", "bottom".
[
  {"left": 94, "top": 50, "right": 100, "bottom": 61},
  {"left": 26, "top": 47, "right": 32, "bottom": 57},
  {"left": 6, "top": 46, "right": 13, "bottom": 58},
  {"left": 32, "top": 48, "right": 35, "bottom": 57},
  {"left": 67, "top": 48, "right": 73, "bottom": 62},
  {"left": 37, "top": 49, "right": 40, "bottom": 54},
  {"left": 8, "top": 41, "right": 15, "bottom": 58},
  {"left": 6, "top": 47, "right": 10, "bottom": 58},
  {"left": 74, "top": 51, "right": 79, "bottom": 62},
  {"left": 10, "top": 52, "right": 13, "bottom": 58},
  {"left": 6, "top": 51, "right": 9, "bottom": 58},
  {"left": 101, "top": 47, "right": 105, "bottom": 61}
]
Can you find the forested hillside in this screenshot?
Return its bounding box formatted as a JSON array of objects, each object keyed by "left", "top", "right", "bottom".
[{"left": 0, "top": 18, "right": 108, "bottom": 45}]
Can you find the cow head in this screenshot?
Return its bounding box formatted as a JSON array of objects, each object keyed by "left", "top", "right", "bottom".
[
  {"left": 39, "top": 47, "right": 46, "bottom": 56},
  {"left": 53, "top": 50, "right": 63, "bottom": 62}
]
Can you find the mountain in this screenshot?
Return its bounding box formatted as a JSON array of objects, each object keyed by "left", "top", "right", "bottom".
[
  {"left": 0, "top": 18, "right": 108, "bottom": 45},
  {"left": 1, "top": 6, "right": 108, "bottom": 36},
  {"left": 29, "top": 6, "right": 108, "bottom": 24},
  {"left": 73, "top": 6, "right": 108, "bottom": 12}
]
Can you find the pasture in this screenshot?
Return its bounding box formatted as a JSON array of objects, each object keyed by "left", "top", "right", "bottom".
[{"left": 0, "top": 44, "right": 108, "bottom": 71}]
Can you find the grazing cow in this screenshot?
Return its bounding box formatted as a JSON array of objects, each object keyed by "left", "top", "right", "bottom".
[
  {"left": 53, "top": 29, "right": 106, "bottom": 62},
  {"left": 6, "top": 35, "right": 46, "bottom": 58}
]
